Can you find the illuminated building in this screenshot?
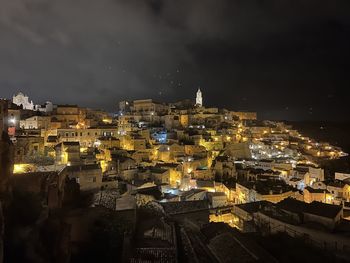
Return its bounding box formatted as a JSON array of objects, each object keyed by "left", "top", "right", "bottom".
[
  {"left": 229, "top": 111, "right": 257, "bottom": 121},
  {"left": 195, "top": 88, "right": 203, "bottom": 106},
  {"left": 207, "top": 192, "right": 228, "bottom": 208},
  {"left": 35, "top": 101, "right": 53, "bottom": 112},
  {"left": 20, "top": 116, "right": 51, "bottom": 129},
  {"left": 63, "top": 163, "right": 102, "bottom": 191},
  {"left": 54, "top": 141, "right": 81, "bottom": 165},
  {"left": 53, "top": 104, "right": 86, "bottom": 128},
  {"left": 303, "top": 186, "right": 333, "bottom": 204},
  {"left": 55, "top": 127, "right": 118, "bottom": 147},
  {"left": 236, "top": 179, "right": 294, "bottom": 204},
  {"left": 12, "top": 92, "right": 34, "bottom": 110},
  {"left": 132, "top": 99, "right": 169, "bottom": 115}
]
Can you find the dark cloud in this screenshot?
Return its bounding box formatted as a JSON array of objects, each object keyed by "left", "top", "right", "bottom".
[{"left": 0, "top": 0, "right": 349, "bottom": 120}]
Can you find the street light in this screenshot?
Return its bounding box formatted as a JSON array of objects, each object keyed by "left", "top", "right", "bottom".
[{"left": 9, "top": 117, "right": 16, "bottom": 125}]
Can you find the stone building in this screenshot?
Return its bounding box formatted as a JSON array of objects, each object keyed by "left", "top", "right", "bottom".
[
  {"left": 14, "top": 135, "right": 45, "bottom": 163},
  {"left": 34, "top": 101, "right": 53, "bottom": 113},
  {"left": 53, "top": 104, "right": 80, "bottom": 127},
  {"left": 303, "top": 186, "right": 333, "bottom": 204},
  {"left": 12, "top": 92, "right": 34, "bottom": 110},
  {"left": 54, "top": 141, "right": 81, "bottom": 165},
  {"left": 20, "top": 115, "right": 51, "bottom": 129},
  {"left": 132, "top": 99, "right": 169, "bottom": 115},
  {"left": 56, "top": 127, "right": 118, "bottom": 147},
  {"left": 63, "top": 164, "right": 102, "bottom": 191}
]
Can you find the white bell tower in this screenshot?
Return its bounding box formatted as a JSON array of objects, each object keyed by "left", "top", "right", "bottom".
[{"left": 196, "top": 88, "right": 203, "bottom": 107}]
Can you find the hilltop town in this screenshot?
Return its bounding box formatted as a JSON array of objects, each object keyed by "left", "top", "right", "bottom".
[{"left": 1, "top": 90, "right": 350, "bottom": 262}]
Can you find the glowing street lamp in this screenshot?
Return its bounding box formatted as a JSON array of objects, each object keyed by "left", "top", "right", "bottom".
[{"left": 9, "top": 117, "right": 16, "bottom": 125}]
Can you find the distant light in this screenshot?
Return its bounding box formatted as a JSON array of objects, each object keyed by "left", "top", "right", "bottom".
[
  {"left": 13, "top": 163, "right": 32, "bottom": 174},
  {"left": 102, "top": 119, "right": 111, "bottom": 124},
  {"left": 9, "top": 117, "right": 16, "bottom": 124}
]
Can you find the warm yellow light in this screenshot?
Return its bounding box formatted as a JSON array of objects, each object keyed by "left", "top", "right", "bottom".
[
  {"left": 80, "top": 147, "right": 88, "bottom": 153},
  {"left": 76, "top": 122, "right": 86, "bottom": 129},
  {"left": 100, "top": 160, "right": 108, "bottom": 172},
  {"left": 61, "top": 152, "right": 68, "bottom": 164},
  {"left": 13, "top": 164, "right": 33, "bottom": 174},
  {"left": 239, "top": 192, "right": 245, "bottom": 202},
  {"left": 102, "top": 118, "right": 112, "bottom": 124}
]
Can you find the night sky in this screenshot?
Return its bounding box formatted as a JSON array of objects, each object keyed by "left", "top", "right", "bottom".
[{"left": 1, "top": 0, "right": 350, "bottom": 120}]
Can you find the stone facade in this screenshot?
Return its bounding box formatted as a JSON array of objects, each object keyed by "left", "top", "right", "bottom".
[{"left": 12, "top": 92, "right": 34, "bottom": 110}]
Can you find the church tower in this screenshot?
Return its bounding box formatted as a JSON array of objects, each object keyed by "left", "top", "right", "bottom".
[{"left": 196, "top": 88, "right": 203, "bottom": 107}]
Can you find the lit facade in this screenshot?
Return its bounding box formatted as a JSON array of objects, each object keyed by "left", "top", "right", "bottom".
[{"left": 195, "top": 88, "right": 203, "bottom": 106}]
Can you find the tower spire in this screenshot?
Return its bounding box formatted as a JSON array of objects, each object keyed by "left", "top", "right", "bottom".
[{"left": 196, "top": 87, "right": 203, "bottom": 106}]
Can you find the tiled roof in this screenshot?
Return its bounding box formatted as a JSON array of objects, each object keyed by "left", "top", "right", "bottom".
[
  {"left": 306, "top": 201, "right": 342, "bottom": 219},
  {"left": 304, "top": 186, "right": 329, "bottom": 194},
  {"left": 235, "top": 201, "right": 271, "bottom": 214}
]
